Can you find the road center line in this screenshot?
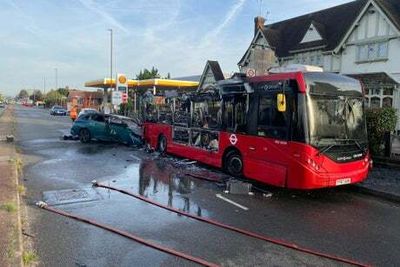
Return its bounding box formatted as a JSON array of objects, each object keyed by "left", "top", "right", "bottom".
[{"left": 215, "top": 194, "right": 248, "bottom": 211}]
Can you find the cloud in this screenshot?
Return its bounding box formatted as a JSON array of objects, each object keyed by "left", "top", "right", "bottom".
[
  {"left": 201, "top": 0, "right": 247, "bottom": 47},
  {"left": 77, "top": 0, "right": 129, "bottom": 34}
]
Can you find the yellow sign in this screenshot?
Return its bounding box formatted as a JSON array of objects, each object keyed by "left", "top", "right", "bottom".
[{"left": 118, "top": 75, "right": 127, "bottom": 84}]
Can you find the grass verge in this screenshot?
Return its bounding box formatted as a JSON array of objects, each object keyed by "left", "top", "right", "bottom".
[
  {"left": 0, "top": 202, "right": 17, "bottom": 213},
  {"left": 22, "top": 250, "right": 38, "bottom": 265}
]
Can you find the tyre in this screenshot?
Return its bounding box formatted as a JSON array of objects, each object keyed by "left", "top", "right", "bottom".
[
  {"left": 157, "top": 135, "right": 167, "bottom": 154},
  {"left": 79, "top": 128, "right": 91, "bottom": 143},
  {"left": 224, "top": 150, "right": 243, "bottom": 177}
]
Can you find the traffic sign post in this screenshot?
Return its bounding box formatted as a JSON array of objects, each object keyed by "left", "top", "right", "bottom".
[{"left": 111, "top": 91, "right": 122, "bottom": 105}]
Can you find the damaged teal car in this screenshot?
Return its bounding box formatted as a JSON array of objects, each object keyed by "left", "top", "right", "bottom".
[{"left": 70, "top": 113, "right": 143, "bottom": 146}]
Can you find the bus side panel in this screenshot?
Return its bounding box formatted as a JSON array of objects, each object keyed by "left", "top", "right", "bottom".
[
  {"left": 143, "top": 123, "right": 172, "bottom": 150},
  {"left": 219, "top": 132, "right": 288, "bottom": 187},
  {"left": 168, "top": 143, "right": 222, "bottom": 168}
]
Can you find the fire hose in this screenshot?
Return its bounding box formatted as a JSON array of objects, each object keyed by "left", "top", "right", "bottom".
[
  {"left": 92, "top": 181, "right": 370, "bottom": 267},
  {"left": 36, "top": 201, "right": 219, "bottom": 267}
]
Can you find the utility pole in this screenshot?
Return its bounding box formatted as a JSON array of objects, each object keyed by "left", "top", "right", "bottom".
[
  {"left": 54, "top": 68, "right": 58, "bottom": 90},
  {"left": 108, "top": 29, "right": 113, "bottom": 104}
]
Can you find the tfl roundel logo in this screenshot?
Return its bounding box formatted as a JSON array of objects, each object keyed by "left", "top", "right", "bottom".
[{"left": 229, "top": 134, "right": 238, "bottom": 145}]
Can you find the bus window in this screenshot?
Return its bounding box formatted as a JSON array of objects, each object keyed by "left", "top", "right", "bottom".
[
  {"left": 257, "top": 94, "right": 289, "bottom": 139},
  {"left": 223, "top": 99, "right": 234, "bottom": 130},
  {"left": 222, "top": 96, "right": 247, "bottom": 132},
  {"left": 173, "top": 127, "right": 190, "bottom": 144}
]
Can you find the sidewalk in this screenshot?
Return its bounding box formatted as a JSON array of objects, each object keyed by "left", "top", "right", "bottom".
[
  {"left": 0, "top": 106, "right": 23, "bottom": 267},
  {"left": 354, "top": 166, "right": 400, "bottom": 203}
]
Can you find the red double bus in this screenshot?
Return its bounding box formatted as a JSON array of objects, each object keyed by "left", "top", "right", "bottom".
[{"left": 143, "top": 70, "right": 370, "bottom": 189}]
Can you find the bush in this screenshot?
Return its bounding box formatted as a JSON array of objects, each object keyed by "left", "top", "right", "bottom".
[{"left": 366, "top": 107, "right": 397, "bottom": 155}]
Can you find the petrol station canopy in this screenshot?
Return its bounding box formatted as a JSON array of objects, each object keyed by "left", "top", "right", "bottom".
[{"left": 85, "top": 78, "right": 199, "bottom": 91}]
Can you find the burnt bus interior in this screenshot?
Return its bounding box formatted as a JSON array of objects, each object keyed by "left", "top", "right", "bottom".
[{"left": 143, "top": 72, "right": 368, "bottom": 162}]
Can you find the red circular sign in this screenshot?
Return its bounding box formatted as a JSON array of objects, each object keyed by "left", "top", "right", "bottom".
[{"left": 246, "top": 68, "right": 255, "bottom": 78}]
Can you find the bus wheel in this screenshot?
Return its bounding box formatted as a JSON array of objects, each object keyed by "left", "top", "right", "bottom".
[
  {"left": 157, "top": 135, "right": 167, "bottom": 154},
  {"left": 79, "top": 128, "right": 91, "bottom": 143},
  {"left": 225, "top": 151, "right": 243, "bottom": 177}
]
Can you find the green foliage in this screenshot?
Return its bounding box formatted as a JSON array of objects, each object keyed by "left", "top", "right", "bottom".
[
  {"left": 17, "top": 89, "right": 29, "bottom": 99},
  {"left": 29, "top": 90, "right": 44, "bottom": 102},
  {"left": 136, "top": 67, "right": 160, "bottom": 80},
  {"left": 22, "top": 251, "right": 39, "bottom": 265},
  {"left": 44, "top": 90, "right": 65, "bottom": 107},
  {"left": 119, "top": 98, "right": 133, "bottom": 115},
  {"left": 57, "top": 88, "right": 69, "bottom": 97},
  {"left": 366, "top": 107, "right": 397, "bottom": 155},
  {"left": 0, "top": 93, "right": 4, "bottom": 102},
  {"left": 0, "top": 202, "right": 17, "bottom": 213}
]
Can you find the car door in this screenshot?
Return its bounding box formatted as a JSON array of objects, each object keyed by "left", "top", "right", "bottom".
[
  {"left": 106, "top": 116, "right": 130, "bottom": 144},
  {"left": 89, "top": 114, "right": 107, "bottom": 140}
]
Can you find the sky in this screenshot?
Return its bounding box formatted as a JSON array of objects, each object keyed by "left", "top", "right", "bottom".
[{"left": 0, "top": 0, "right": 354, "bottom": 96}]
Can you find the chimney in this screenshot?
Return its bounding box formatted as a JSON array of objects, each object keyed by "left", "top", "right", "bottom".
[{"left": 254, "top": 16, "right": 265, "bottom": 35}]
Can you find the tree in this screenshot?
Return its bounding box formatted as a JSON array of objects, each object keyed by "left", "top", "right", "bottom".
[
  {"left": 136, "top": 67, "right": 160, "bottom": 80},
  {"left": 0, "top": 93, "right": 4, "bottom": 102},
  {"left": 44, "top": 90, "right": 65, "bottom": 107},
  {"left": 57, "top": 88, "right": 69, "bottom": 97},
  {"left": 29, "top": 90, "right": 44, "bottom": 102},
  {"left": 18, "top": 89, "right": 29, "bottom": 99}
]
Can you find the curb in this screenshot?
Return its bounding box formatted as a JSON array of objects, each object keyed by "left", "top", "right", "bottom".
[{"left": 352, "top": 184, "right": 400, "bottom": 204}]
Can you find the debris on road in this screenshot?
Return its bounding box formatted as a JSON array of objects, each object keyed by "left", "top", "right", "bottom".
[{"left": 226, "top": 180, "right": 253, "bottom": 195}]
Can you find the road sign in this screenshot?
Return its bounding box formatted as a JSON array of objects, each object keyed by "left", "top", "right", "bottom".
[
  {"left": 117, "top": 73, "right": 128, "bottom": 93},
  {"left": 122, "top": 93, "right": 128, "bottom": 103},
  {"left": 246, "top": 68, "right": 256, "bottom": 78},
  {"left": 112, "top": 91, "right": 122, "bottom": 105}
]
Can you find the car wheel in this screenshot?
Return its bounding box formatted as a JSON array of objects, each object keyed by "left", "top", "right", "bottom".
[
  {"left": 79, "top": 128, "right": 91, "bottom": 143},
  {"left": 157, "top": 135, "right": 167, "bottom": 154},
  {"left": 225, "top": 150, "right": 243, "bottom": 177}
]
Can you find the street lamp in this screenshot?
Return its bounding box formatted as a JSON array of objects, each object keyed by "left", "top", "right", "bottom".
[
  {"left": 104, "top": 28, "right": 113, "bottom": 109},
  {"left": 54, "top": 68, "right": 58, "bottom": 90}
]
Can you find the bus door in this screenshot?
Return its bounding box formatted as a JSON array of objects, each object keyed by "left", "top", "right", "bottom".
[{"left": 244, "top": 82, "right": 294, "bottom": 187}]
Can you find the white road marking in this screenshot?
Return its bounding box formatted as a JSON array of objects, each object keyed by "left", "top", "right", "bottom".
[{"left": 215, "top": 194, "right": 248, "bottom": 211}]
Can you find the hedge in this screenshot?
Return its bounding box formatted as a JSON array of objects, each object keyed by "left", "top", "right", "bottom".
[{"left": 365, "top": 107, "right": 397, "bottom": 155}]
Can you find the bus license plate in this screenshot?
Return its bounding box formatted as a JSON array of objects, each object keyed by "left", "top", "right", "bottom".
[{"left": 336, "top": 178, "right": 351, "bottom": 186}]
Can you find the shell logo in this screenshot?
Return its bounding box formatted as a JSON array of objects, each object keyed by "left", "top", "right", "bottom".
[{"left": 118, "top": 75, "right": 127, "bottom": 84}]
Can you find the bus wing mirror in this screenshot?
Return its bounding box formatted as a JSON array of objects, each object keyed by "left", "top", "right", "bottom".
[{"left": 277, "top": 93, "right": 286, "bottom": 112}]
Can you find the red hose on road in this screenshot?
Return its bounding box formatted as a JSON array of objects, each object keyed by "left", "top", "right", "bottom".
[
  {"left": 93, "top": 182, "right": 370, "bottom": 267},
  {"left": 36, "top": 201, "right": 219, "bottom": 267}
]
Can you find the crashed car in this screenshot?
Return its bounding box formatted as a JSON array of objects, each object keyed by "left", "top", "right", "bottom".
[{"left": 70, "top": 112, "right": 143, "bottom": 146}]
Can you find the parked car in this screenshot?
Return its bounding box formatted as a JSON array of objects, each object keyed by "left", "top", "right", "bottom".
[
  {"left": 78, "top": 108, "right": 97, "bottom": 118},
  {"left": 0, "top": 103, "right": 5, "bottom": 108},
  {"left": 50, "top": 105, "right": 67, "bottom": 116},
  {"left": 70, "top": 113, "right": 142, "bottom": 146}
]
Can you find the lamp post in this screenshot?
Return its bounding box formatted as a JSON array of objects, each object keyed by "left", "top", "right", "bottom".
[
  {"left": 54, "top": 68, "right": 58, "bottom": 90},
  {"left": 105, "top": 28, "right": 113, "bottom": 109}
]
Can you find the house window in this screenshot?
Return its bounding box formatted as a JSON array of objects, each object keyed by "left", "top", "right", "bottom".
[
  {"left": 382, "top": 97, "right": 393, "bottom": 108},
  {"left": 383, "top": 88, "right": 393, "bottom": 95},
  {"left": 357, "top": 41, "right": 388, "bottom": 62},
  {"left": 370, "top": 97, "right": 380, "bottom": 108}
]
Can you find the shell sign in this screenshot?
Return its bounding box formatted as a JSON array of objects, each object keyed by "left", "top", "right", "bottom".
[
  {"left": 117, "top": 73, "right": 128, "bottom": 93},
  {"left": 118, "top": 75, "right": 127, "bottom": 84}
]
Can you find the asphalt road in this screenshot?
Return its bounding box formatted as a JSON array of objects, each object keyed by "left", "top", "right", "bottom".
[{"left": 16, "top": 105, "right": 400, "bottom": 267}]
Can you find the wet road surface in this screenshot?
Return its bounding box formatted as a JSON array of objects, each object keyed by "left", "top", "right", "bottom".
[{"left": 16, "top": 105, "right": 400, "bottom": 266}]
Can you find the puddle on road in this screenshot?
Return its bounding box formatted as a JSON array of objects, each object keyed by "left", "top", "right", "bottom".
[{"left": 92, "top": 157, "right": 233, "bottom": 218}]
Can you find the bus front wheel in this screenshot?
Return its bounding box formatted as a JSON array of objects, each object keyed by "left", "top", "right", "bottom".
[
  {"left": 157, "top": 135, "right": 167, "bottom": 154},
  {"left": 225, "top": 151, "right": 243, "bottom": 177}
]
